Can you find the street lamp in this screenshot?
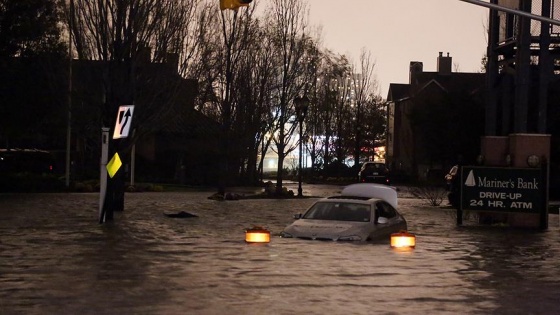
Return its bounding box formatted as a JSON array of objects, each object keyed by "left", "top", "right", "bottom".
[{"left": 294, "top": 96, "right": 309, "bottom": 197}]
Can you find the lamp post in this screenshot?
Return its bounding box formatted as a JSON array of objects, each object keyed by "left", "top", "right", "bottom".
[{"left": 294, "top": 96, "right": 309, "bottom": 197}]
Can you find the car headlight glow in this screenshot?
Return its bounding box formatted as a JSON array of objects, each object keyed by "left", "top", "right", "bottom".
[
  {"left": 390, "top": 231, "right": 416, "bottom": 249},
  {"left": 245, "top": 226, "right": 271, "bottom": 243}
]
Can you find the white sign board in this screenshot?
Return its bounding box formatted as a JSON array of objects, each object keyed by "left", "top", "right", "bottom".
[{"left": 113, "top": 105, "right": 134, "bottom": 139}]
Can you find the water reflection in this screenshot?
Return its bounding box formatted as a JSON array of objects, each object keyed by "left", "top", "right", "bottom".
[{"left": 1, "top": 192, "right": 559, "bottom": 314}]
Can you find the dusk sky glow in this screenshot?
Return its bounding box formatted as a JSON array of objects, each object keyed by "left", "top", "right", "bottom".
[{"left": 304, "top": 0, "right": 489, "bottom": 97}]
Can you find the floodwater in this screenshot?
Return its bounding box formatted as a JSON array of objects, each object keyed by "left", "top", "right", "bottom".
[{"left": 1, "top": 185, "right": 560, "bottom": 315}]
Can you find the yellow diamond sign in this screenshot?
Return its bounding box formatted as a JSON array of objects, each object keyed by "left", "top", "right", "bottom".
[{"left": 106, "top": 153, "right": 122, "bottom": 178}]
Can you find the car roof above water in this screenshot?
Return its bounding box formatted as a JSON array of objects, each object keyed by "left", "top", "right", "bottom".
[
  {"left": 319, "top": 195, "right": 379, "bottom": 205},
  {"left": 341, "top": 183, "right": 398, "bottom": 208}
]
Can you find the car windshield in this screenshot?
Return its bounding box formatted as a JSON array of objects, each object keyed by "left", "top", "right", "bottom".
[{"left": 302, "top": 202, "right": 371, "bottom": 222}]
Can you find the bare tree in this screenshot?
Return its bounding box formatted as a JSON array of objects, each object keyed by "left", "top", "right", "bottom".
[
  {"left": 192, "top": 2, "right": 281, "bottom": 188},
  {"left": 0, "top": 0, "right": 67, "bottom": 149},
  {"left": 351, "top": 48, "right": 379, "bottom": 172},
  {"left": 303, "top": 50, "right": 346, "bottom": 174},
  {"left": 68, "top": 0, "right": 201, "bottom": 217},
  {"left": 235, "top": 24, "right": 278, "bottom": 184},
  {"left": 300, "top": 37, "right": 324, "bottom": 177},
  {"left": 190, "top": 3, "right": 222, "bottom": 113},
  {"left": 332, "top": 64, "right": 353, "bottom": 166},
  {"left": 301, "top": 47, "right": 382, "bottom": 178},
  {"left": 265, "top": 0, "right": 309, "bottom": 194},
  {"left": 70, "top": 0, "right": 200, "bottom": 130},
  {"left": 198, "top": 4, "right": 257, "bottom": 193},
  {"left": 360, "top": 94, "right": 386, "bottom": 161}
]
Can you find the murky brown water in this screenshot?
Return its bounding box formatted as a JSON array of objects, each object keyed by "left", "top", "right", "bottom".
[{"left": 1, "top": 187, "right": 560, "bottom": 315}]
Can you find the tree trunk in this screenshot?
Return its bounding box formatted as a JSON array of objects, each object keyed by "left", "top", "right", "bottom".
[{"left": 275, "top": 141, "right": 285, "bottom": 194}]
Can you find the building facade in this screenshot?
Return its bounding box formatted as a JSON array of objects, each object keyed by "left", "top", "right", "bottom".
[{"left": 386, "top": 53, "right": 486, "bottom": 182}]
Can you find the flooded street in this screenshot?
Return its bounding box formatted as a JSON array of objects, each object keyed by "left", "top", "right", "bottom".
[{"left": 1, "top": 185, "right": 560, "bottom": 315}]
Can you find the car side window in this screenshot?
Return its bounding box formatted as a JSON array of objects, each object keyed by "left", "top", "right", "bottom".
[
  {"left": 375, "top": 204, "right": 383, "bottom": 222},
  {"left": 353, "top": 206, "right": 370, "bottom": 222},
  {"left": 376, "top": 201, "right": 397, "bottom": 219}
]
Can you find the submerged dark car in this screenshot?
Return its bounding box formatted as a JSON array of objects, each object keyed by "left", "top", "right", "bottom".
[
  {"left": 358, "top": 162, "right": 390, "bottom": 185},
  {"left": 0, "top": 149, "right": 55, "bottom": 174}
]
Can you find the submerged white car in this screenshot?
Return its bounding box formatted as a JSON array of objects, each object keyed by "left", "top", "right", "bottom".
[{"left": 280, "top": 183, "right": 407, "bottom": 241}]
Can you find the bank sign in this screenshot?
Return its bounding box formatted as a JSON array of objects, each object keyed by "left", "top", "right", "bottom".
[{"left": 460, "top": 166, "right": 543, "bottom": 213}]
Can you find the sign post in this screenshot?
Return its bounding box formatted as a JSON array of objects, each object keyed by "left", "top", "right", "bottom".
[
  {"left": 99, "top": 105, "right": 134, "bottom": 223},
  {"left": 99, "top": 127, "right": 110, "bottom": 223}
]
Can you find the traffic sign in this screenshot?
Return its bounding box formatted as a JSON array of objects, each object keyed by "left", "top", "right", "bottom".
[
  {"left": 106, "top": 152, "right": 122, "bottom": 178},
  {"left": 113, "top": 105, "right": 134, "bottom": 139}
]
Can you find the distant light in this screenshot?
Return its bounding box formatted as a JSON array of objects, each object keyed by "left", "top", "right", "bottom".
[
  {"left": 245, "top": 226, "right": 270, "bottom": 243},
  {"left": 390, "top": 231, "right": 416, "bottom": 249}
]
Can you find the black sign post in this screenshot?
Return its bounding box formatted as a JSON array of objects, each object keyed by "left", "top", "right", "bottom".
[{"left": 458, "top": 166, "right": 547, "bottom": 229}]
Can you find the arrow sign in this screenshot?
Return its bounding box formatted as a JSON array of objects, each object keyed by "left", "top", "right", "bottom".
[{"left": 113, "top": 105, "right": 135, "bottom": 139}]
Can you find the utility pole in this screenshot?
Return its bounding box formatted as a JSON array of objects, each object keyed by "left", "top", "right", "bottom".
[{"left": 65, "top": 0, "right": 74, "bottom": 188}]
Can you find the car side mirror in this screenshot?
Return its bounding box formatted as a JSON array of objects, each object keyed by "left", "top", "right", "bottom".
[
  {"left": 293, "top": 213, "right": 302, "bottom": 219},
  {"left": 377, "top": 216, "right": 388, "bottom": 224}
]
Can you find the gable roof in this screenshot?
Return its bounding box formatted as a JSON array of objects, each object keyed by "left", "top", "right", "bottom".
[
  {"left": 387, "top": 71, "right": 484, "bottom": 102},
  {"left": 387, "top": 83, "right": 410, "bottom": 102},
  {"left": 412, "top": 71, "right": 484, "bottom": 96}
]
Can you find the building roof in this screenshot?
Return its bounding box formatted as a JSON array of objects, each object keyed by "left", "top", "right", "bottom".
[
  {"left": 69, "top": 59, "right": 219, "bottom": 139},
  {"left": 387, "top": 84, "right": 410, "bottom": 102},
  {"left": 387, "top": 71, "right": 484, "bottom": 102},
  {"left": 413, "top": 72, "right": 484, "bottom": 96}
]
